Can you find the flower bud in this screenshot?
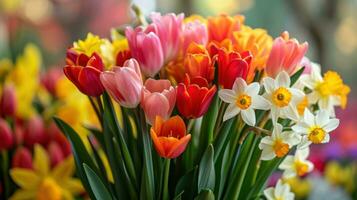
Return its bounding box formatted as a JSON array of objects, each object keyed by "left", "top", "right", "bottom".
[
  {"left": 0, "top": 119, "right": 13, "bottom": 150},
  {"left": 12, "top": 147, "right": 33, "bottom": 169}
]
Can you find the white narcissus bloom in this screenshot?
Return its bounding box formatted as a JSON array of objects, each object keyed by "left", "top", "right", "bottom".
[
  {"left": 264, "top": 179, "right": 295, "bottom": 200},
  {"left": 218, "top": 78, "right": 270, "bottom": 126},
  {"left": 292, "top": 109, "right": 339, "bottom": 149},
  {"left": 259, "top": 124, "right": 301, "bottom": 160},
  {"left": 279, "top": 148, "right": 314, "bottom": 178},
  {"left": 299, "top": 62, "right": 338, "bottom": 116},
  {"left": 263, "top": 71, "right": 304, "bottom": 124}
]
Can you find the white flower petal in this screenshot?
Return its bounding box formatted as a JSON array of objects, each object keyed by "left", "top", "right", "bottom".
[
  {"left": 296, "top": 147, "right": 310, "bottom": 160},
  {"left": 322, "top": 133, "right": 330, "bottom": 143},
  {"left": 289, "top": 88, "right": 304, "bottom": 103},
  {"left": 263, "top": 188, "right": 275, "bottom": 200},
  {"left": 323, "top": 118, "right": 339, "bottom": 132},
  {"left": 315, "top": 110, "right": 330, "bottom": 127},
  {"left": 246, "top": 82, "right": 260, "bottom": 96},
  {"left": 279, "top": 156, "right": 294, "bottom": 170},
  {"left": 297, "top": 137, "right": 312, "bottom": 149},
  {"left": 218, "top": 89, "right": 237, "bottom": 103},
  {"left": 232, "top": 78, "right": 247, "bottom": 94},
  {"left": 241, "top": 109, "right": 256, "bottom": 126},
  {"left": 303, "top": 109, "right": 315, "bottom": 126},
  {"left": 281, "top": 104, "right": 299, "bottom": 122},
  {"left": 260, "top": 148, "right": 276, "bottom": 160},
  {"left": 251, "top": 95, "right": 271, "bottom": 110},
  {"left": 263, "top": 77, "right": 276, "bottom": 94},
  {"left": 292, "top": 123, "right": 309, "bottom": 134},
  {"left": 276, "top": 71, "right": 291, "bottom": 87},
  {"left": 223, "top": 104, "right": 240, "bottom": 121}
]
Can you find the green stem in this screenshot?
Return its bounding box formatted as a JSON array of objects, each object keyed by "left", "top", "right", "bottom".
[
  {"left": 162, "top": 159, "right": 170, "bottom": 200},
  {"left": 213, "top": 102, "right": 227, "bottom": 138},
  {"left": 1, "top": 151, "right": 9, "bottom": 199},
  {"left": 88, "top": 96, "right": 103, "bottom": 126}
]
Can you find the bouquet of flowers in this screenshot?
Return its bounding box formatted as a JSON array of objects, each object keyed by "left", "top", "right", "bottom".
[
  {"left": 0, "top": 44, "right": 87, "bottom": 200},
  {"left": 55, "top": 6, "right": 350, "bottom": 200}
]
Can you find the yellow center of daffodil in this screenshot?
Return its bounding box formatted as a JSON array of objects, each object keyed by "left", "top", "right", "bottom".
[
  {"left": 37, "top": 177, "right": 62, "bottom": 200},
  {"left": 297, "top": 96, "right": 309, "bottom": 116},
  {"left": 236, "top": 94, "right": 252, "bottom": 110},
  {"left": 273, "top": 139, "right": 289, "bottom": 158},
  {"left": 294, "top": 161, "right": 309, "bottom": 176},
  {"left": 308, "top": 127, "right": 326, "bottom": 144},
  {"left": 272, "top": 87, "right": 292, "bottom": 107}
]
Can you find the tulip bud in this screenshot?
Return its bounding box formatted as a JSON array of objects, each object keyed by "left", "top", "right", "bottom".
[
  {"left": 0, "top": 84, "right": 16, "bottom": 117},
  {"left": 13, "top": 123, "right": 24, "bottom": 146},
  {"left": 0, "top": 119, "right": 13, "bottom": 150},
  {"left": 41, "top": 68, "right": 63, "bottom": 96},
  {"left": 12, "top": 147, "right": 33, "bottom": 169},
  {"left": 47, "top": 142, "right": 65, "bottom": 167},
  {"left": 24, "top": 115, "right": 46, "bottom": 147}
]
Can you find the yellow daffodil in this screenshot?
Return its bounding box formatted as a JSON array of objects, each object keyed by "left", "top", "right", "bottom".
[
  {"left": 283, "top": 177, "right": 311, "bottom": 199},
  {"left": 325, "top": 161, "right": 355, "bottom": 192},
  {"left": 10, "top": 145, "right": 84, "bottom": 200},
  {"left": 5, "top": 44, "right": 41, "bottom": 119},
  {"left": 73, "top": 33, "right": 104, "bottom": 57}
]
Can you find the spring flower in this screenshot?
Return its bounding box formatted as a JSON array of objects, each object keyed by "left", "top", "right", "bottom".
[
  {"left": 64, "top": 50, "right": 105, "bottom": 97},
  {"left": 24, "top": 115, "right": 46, "bottom": 146},
  {"left": 232, "top": 26, "right": 273, "bottom": 81},
  {"left": 184, "top": 43, "right": 214, "bottom": 83},
  {"left": 218, "top": 78, "right": 270, "bottom": 125},
  {"left": 263, "top": 71, "right": 304, "bottom": 123},
  {"left": 0, "top": 119, "right": 14, "bottom": 150},
  {"left": 177, "top": 75, "right": 216, "bottom": 119},
  {"left": 141, "top": 79, "right": 176, "bottom": 125},
  {"left": 0, "top": 84, "right": 16, "bottom": 117},
  {"left": 182, "top": 19, "right": 208, "bottom": 51},
  {"left": 292, "top": 109, "right": 339, "bottom": 149},
  {"left": 279, "top": 148, "right": 314, "bottom": 178},
  {"left": 283, "top": 177, "right": 311, "bottom": 199},
  {"left": 10, "top": 145, "right": 84, "bottom": 200},
  {"left": 165, "top": 57, "right": 186, "bottom": 84},
  {"left": 72, "top": 33, "right": 104, "bottom": 57},
  {"left": 150, "top": 12, "right": 184, "bottom": 62},
  {"left": 207, "top": 14, "right": 243, "bottom": 42},
  {"left": 12, "top": 147, "right": 33, "bottom": 169},
  {"left": 264, "top": 179, "right": 295, "bottom": 200},
  {"left": 126, "top": 25, "right": 164, "bottom": 77},
  {"left": 100, "top": 59, "right": 143, "bottom": 108},
  {"left": 324, "top": 161, "right": 355, "bottom": 192},
  {"left": 217, "top": 48, "right": 252, "bottom": 89},
  {"left": 301, "top": 63, "right": 350, "bottom": 116},
  {"left": 150, "top": 116, "right": 191, "bottom": 159},
  {"left": 266, "top": 31, "right": 308, "bottom": 78},
  {"left": 259, "top": 124, "right": 301, "bottom": 160}
]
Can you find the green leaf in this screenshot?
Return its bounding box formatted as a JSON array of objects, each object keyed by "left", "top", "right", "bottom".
[
  {"left": 53, "top": 117, "right": 98, "bottom": 200},
  {"left": 198, "top": 145, "right": 215, "bottom": 193},
  {"left": 194, "top": 189, "right": 215, "bottom": 200},
  {"left": 290, "top": 66, "right": 305, "bottom": 86},
  {"left": 175, "top": 166, "right": 198, "bottom": 200},
  {"left": 216, "top": 142, "right": 231, "bottom": 199},
  {"left": 213, "top": 117, "right": 235, "bottom": 162},
  {"left": 197, "top": 94, "right": 219, "bottom": 163},
  {"left": 83, "top": 164, "right": 114, "bottom": 200},
  {"left": 84, "top": 125, "right": 104, "bottom": 147}
]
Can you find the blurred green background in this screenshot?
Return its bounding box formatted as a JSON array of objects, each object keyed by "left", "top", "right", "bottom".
[{"left": 0, "top": 0, "right": 356, "bottom": 97}]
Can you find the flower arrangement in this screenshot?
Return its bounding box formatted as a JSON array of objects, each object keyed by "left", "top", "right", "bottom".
[
  {"left": 54, "top": 6, "right": 350, "bottom": 200},
  {"left": 0, "top": 44, "right": 89, "bottom": 200}
]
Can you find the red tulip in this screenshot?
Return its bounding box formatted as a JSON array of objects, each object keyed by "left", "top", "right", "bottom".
[
  {"left": 48, "top": 141, "right": 65, "bottom": 167},
  {"left": 12, "top": 147, "right": 33, "bottom": 169},
  {"left": 217, "top": 48, "right": 252, "bottom": 89},
  {"left": 0, "top": 119, "right": 13, "bottom": 150},
  {"left": 150, "top": 116, "right": 191, "bottom": 159},
  {"left": 63, "top": 49, "right": 105, "bottom": 96},
  {"left": 176, "top": 75, "right": 217, "bottom": 118},
  {"left": 24, "top": 115, "right": 46, "bottom": 147},
  {"left": 0, "top": 84, "right": 16, "bottom": 117},
  {"left": 41, "top": 68, "right": 63, "bottom": 96}
]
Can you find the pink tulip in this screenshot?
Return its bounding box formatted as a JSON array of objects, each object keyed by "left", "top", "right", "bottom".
[
  {"left": 125, "top": 25, "right": 164, "bottom": 77},
  {"left": 266, "top": 31, "right": 308, "bottom": 78},
  {"left": 0, "top": 84, "right": 16, "bottom": 117},
  {"left": 48, "top": 141, "right": 65, "bottom": 167},
  {"left": 0, "top": 119, "right": 13, "bottom": 150},
  {"left": 100, "top": 59, "right": 143, "bottom": 108},
  {"left": 24, "top": 115, "right": 47, "bottom": 146},
  {"left": 141, "top": 78, "right": 176, "bottom": 125},
  {"left": 150, "top": 12, "right": 184, "bottom": 62},
  {"left": 300, "top": 57, "right": 312, "bottom": 74},
  {"left": 182, "top": 20, "right": 208, "bottom": 52}
]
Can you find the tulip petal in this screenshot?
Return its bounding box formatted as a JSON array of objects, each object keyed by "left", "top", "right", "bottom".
[{"left": 167, "top": 134, "right": 191, "bottom": 158}]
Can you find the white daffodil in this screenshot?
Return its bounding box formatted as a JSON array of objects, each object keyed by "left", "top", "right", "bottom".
[
  {"left": 263, "top": 71, "right": 304, "bottom": 124},
  {"left": 264, "top": 179, "right": 295, "bottom": 200},
  {"left": 292, "top": 109, "right": 339, "bottom": 149},
  {"left": 279, "top": 148, "right": 314, "bottom": 178},
  {"left": 300, "top": 63, "right": 338, "bottom": 116},
  {"left": 259, "top": 124, "right": 301, "bottom": 160},
  {"left": 218, "top": 78, "right": 270, "bottom": 126}
]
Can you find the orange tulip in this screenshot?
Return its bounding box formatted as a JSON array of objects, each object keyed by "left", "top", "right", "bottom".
[
  {"left": 184, "top": 43, "right": 214, "bottom": 83},
  {"left": 150, "top": 116, "right": 191, "bottom": 159},
  {"left": 207, "top": 14, "right": 244, "bottom": 43}
]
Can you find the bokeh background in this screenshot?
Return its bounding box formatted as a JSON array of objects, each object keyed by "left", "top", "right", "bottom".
[{"left": 0, "top": 0, "right": 356, "bottom": 199}]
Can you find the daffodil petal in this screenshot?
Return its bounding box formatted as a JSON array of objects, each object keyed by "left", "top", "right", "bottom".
[
  {"left": 10, "top": 169, "right": 40, "bottom": 190},
  {"left": 34, "top": 145, "right": 50, "bottom": 176}
]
